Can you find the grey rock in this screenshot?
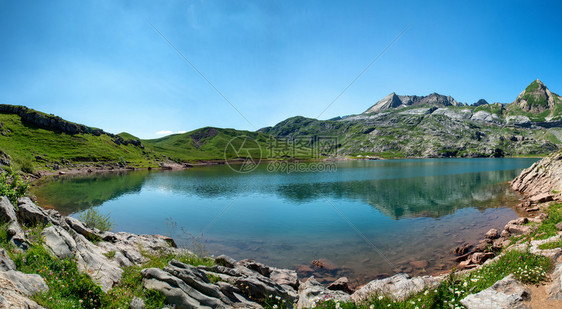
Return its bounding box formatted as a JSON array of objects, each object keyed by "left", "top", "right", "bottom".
[
  {"left": 65, "top": 216, "right": 99, "bottom": 240},
  {"left": 471, "top": 111, "right": 500, "bottom": 123},
  {"left": 270, "top": 267, "right": 299, "bottom": 289},
  {"left": 113, "top": 251, "right": 133, "bottom": 268},
  {"left": 398, "top": 107, "right": 434, "bottom": 115},
  {"left": 142, "top": 267, "right": 230, "bottom": 309},
  {"left": 297, "top": 276, "right": 351, "bottom": 308},
  {"left": 0, "top": 248, "right": 16, "bottom": 271},
  {"left": 1, "top": 270, "right": 48, "bottom": 296},
  {"left": 130, "top": 296, "right": 145, "bottom": 309},
  {"left": 432, "top": 108, "right": 472, "bottom": 120},
  {"left": 73, "top": 233, "right": 122, "bottom": 292},
  {"left": 0, "top": 272, "right": 44, "bottom": 309},
  {"left": 461, "top": 274, "right": 530, "bottom": 309},
  {"left": 237, "top": 259, "right": 271, "bottom": 277},
  {"left": 327, "top": 277, "right": 352, "bottom": 294},
  {"left": 351, "top": 273, "right": 441, "bottom": 302},
  {"left": 506, "top": 115, "right": 531, "bottom": 126},
  {"left": 233, "top": 273, "right": 297, "bottom": 304},
  {"left": 215, "top": 255, "right": 237, "bottom": 268},
  {"left": 0, "top": 196, "right": 17, "bottom": 223},
  {"left": 0, "top": 197, "right": 28, "bottom": 248},
  {"left": 42, "top": 225, "right": 76, "bottom": 259},
  {"left": 17, "top": 197, "right": 52, "bottom": 226}
]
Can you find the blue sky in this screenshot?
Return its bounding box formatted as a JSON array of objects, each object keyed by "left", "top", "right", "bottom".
[{"left": 1, "top": 1, "right": 561, "bottom": 139}]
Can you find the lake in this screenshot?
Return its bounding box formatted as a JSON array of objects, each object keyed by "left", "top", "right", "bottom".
[{"left": 32, "top": 158, "right": 537, "bottom": 286}]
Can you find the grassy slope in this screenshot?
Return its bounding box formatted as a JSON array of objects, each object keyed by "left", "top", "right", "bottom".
[
  {"left": 0, "top": 113, "right": 160, "bottom": 169},
  {"left": 142, "top": 127, "right": 314, "bottom": 162}
]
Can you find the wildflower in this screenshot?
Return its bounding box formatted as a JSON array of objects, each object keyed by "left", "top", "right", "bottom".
[
  {"left": 378, "top": 295, "right": 384, "bottom": 300},
  {"left": 424, "top": 290, "right": 429, "bottom": 295},
  {"left": 273, "top": 305, "right": 278, "bottom": 309},
  {"left": 275, "top": 296, "right": 281, "bottom": 300},
  {"left": 370, "top": 305, "right": 375, "bottom": 309}
]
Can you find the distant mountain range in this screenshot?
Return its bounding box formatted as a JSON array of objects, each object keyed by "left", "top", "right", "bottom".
[
  {"left": 0, "top": 79, "right": 561, "bottom": 173},
  {"left": 260, "top": 79, "right": 562, "bottom": 158}
]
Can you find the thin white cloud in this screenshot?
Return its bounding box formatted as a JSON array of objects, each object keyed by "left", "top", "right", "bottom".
[
  {"left": 155, "top": 130, "right": 187, "bottom": 136},
  {"left": 156, "top": 130, "right": 174, "bottom": 135}
]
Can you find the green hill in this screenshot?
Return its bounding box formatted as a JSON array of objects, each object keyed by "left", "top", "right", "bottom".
[
  {"left": 0, "top": 105, "right": 315, "bottom": 173},
  {"left": 0, "top": 107, "right": 160, "bottom": 171},
  {"left": 142, "top": 126, "right": 314, "bottom": 162}
]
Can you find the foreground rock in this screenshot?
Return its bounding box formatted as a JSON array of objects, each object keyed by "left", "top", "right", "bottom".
[
  {"left": 351, "top": 273, "right": 441, "bottom": 302},
  {"left": 0, "top": 247, "right": 48, "bottom": 308},
  {"left": 297, "top": 277, "right": 351, "bottom": 308},
  {"left": 461, "top": 275, "right": 530, "bottom": 309},
  {"left": 511, "top": 150, "right": 562, "bottom": 201},
  {"left": 143, "top": 257, "right": 300, "bottom": 309}
]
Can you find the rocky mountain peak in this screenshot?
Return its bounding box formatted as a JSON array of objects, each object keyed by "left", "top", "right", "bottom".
[
  {"left": 512, "top": 79, "right": 561, "bottom": 113},
  {"left": 363, "top": 91, "right": 463, "bottom": 114}
]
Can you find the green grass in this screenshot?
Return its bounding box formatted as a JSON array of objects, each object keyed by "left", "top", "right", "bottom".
[
  {"left": 143, "top": 126, "right": 317, "bottom": 162},
  {"left": 0, "top": 113, "right": 160, "bottom": 170}
]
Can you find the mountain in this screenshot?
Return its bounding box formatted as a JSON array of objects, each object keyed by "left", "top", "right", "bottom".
[
  {"left": 363, "top": 92, "right": 463, "bottom": 114},
  {"left": 261, "top": 80, "right": 562, "bottom": 158},
  {"left": 505, "top": 79, "right": 562, "bottom": 121}
]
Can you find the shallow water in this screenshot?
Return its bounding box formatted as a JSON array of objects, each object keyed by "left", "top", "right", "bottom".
[{"left": 33, "top": 158, "right": 537, "bottom": 285}]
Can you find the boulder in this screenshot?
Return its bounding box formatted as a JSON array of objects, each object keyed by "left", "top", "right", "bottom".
[
  {"left": 529, "top": 193, "right": 553, "bottom": 204},
  {"left": 0, "top": 197, "right": 28, "bottom": 248},
  {"left": 142, "top": 267, "right": 231, "bottom": 309},
  {"left": 270, "top": 267, "right": 299, "bottom": 289},
  {"left": 215, "top": 255, "right": 237, "bottom": 268},
  {"left": 17, "top": 197, "right": 52, "bottom": 226},
  {"left": 470, "top": 252, "right": 495, "bottom": 265},
  {"left": 0, "top": 196, "right": 17, "bottom": 223},
  {"left": 1, "top": 270, "right": 48, "bottom": 296},
  {"left": 73, "top": 233, "right": 122, "bottom": 292},
  {"left": 351, "top": 273, "right": 441, "bottom": 302},
  {"left": 0, "top": 248, "right": 16, "bottom": 271},
  {"left": 233, "top": 273, "right": 297, "bottom": 303},
  {"left": 327, "top": 277, "right": 353, "bottom": 294},
  {"left": 0, "top": 273, "right": 44, "bottom": 309},
  {"left": 461, "top": 275, "right": 530, "bottom": 309},
  {"left": 65, "top": 216, "right": 100, "bottom": 240},
  {"left": 237, "top": 259, "right": 271, "bottom": 277},
  {"left": 297, "top": 276, "right": 351, "bottom": 308},
  {"left": 485, "top": 228, "right": 499, "bottom": 239},
  {"left": 42, "top": 225, "right": 76, "bottom": 259}
]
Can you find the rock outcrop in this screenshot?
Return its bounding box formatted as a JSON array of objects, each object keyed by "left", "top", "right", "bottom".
[
  {"left": 511, "top": 149, "right": 562, "bottom": 200},
  {"left": 461, "top": 275, "right": 530, "bottom": 309},
  {"left": 351, "top": 273, "right": 441, "bottom": 302}
]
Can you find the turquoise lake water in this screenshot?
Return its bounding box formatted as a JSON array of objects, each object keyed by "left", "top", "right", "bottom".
[{"left": 33, "top": 158, "right": 538, "bottom": 284}]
